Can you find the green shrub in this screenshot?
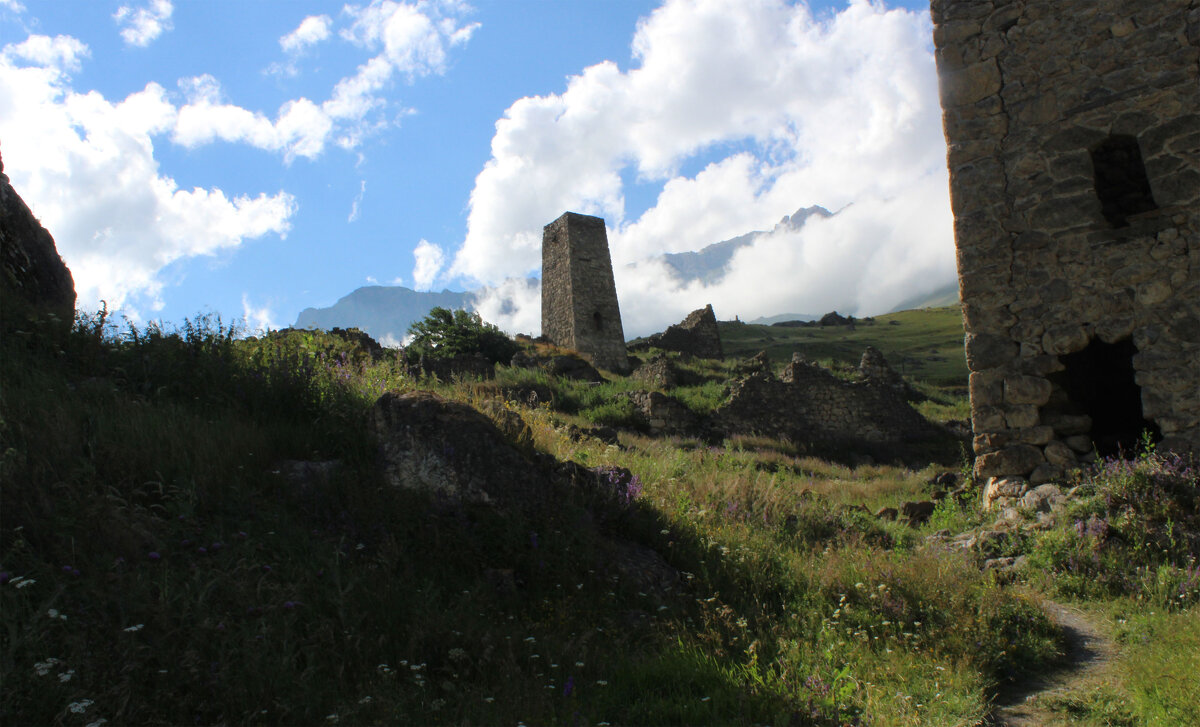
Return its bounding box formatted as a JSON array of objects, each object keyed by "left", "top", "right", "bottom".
[{"left": 405, "top": 307, "right": 518, "bottom": 365}]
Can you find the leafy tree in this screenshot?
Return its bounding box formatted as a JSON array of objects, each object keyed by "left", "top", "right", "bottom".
[{"left": 405, "top": 307, "right": 519, "bottom": 365}]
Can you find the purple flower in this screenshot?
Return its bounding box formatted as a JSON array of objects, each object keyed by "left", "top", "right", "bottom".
[
  {"left": 0, "top": 572, "right": 10, "bottom": 585},
  {"left": 563, "top": 675, "right": 575, "bottom": 697},
  {"left": 197, "top": 547, "right": 208, "bottom": 555},
  {"left": 148, "top": 552, "right": 161, "bottom": 561}
]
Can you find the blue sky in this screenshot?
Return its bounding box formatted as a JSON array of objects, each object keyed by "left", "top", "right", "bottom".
[{"left": 0, "top": 0, "right": 953, "bottom": 339}]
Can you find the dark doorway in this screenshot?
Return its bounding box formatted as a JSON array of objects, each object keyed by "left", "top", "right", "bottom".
[
  {"left": 1091, "top": 135, "right": 1157, "bottom": 228},
  {"left": 593, "top": 311, "right": 603, "bottom": 331},
  {"left": 1049, "top": 337, "right": 1161, "bottom": 457}
]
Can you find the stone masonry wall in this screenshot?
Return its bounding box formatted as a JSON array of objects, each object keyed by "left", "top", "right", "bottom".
[
  {"left": 716, "top": 357, "right": 943, "bottom": 447},
  {"left": 638, "top": 304, "right": 724, "bottom": 359},
  {"left": 541, "top": 212, "right": 630, "bottom": 373},
  {"left": 933, "top": 0, "right": 1200, "bottom": 482}
]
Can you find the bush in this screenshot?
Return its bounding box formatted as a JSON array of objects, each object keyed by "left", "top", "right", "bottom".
[{"left": 405, "top": 307, "right": 519, "bottom": 365}]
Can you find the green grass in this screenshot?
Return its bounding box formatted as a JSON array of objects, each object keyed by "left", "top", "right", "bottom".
[
  {"left": 719, "top": 306, "right": 968, "bottom": 388},
  {"left": 3, "top": 303, "right": 1195, "bottom": 725}
]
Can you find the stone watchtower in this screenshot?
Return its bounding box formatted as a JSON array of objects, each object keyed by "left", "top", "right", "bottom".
[
  {"left": 541, "top": 212, "right": 630, "bottom": 372},
  {"left": 933, "top": 0, "right": 1199, "bottom": 483}
]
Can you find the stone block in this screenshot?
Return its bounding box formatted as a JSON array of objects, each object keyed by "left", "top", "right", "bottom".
[
  {"left": 1043, "top": 324, "right": 1090, "bottom": 355},
  {"left": 1044, "top": 440, "right": 1078, "bottom": 468},
  {"left": 965, "top": 332, "right": 1017, "bottom": 370},
  {"left": 969, "top": 370, "right": 1006, "bottom": 405},
  {"left": 975, "top": 444, "right": 1045, "bottom": 478},
  {"left": 1004, "top": 374, "right": 1053, "bottom": 405},
  {"left": 940, "top": 58, "right": 1002, "bottom": 107},
  {"left": 1005, "top": 404, "right": 1041, "bottom": 428}
]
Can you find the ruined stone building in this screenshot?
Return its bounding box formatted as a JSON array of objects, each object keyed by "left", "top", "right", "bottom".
[
  {"left": 541, "top": 212, "right": 630, "bottom": 373},
  {"left": 933, "top": 0, "right": 1199, "bottom": 482}
]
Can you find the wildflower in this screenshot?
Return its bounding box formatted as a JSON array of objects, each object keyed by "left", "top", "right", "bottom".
[
  {"left": 483, "top": 697, "right": 495, "bottom": 703},
  {"left": 14, "top": 577, "right": 35, "bottom": 589},
  {"left": 564, "top": 676, "right": 575, "bottom": 697},
  {"left": 68, "top": 699, "right": 94, "bottom": 714},
  {"left": 595, "top": 680, "right": 608, "bottom": 686},
  {"left": 325, "top": 714, "right": 338, "bottom": 722},
  {"left": 0, "top": 572, "right": 9, "bottom": 584},
  {"left": 47, "top": 609, "right": 59, "bottom": 619},
  {"left": 524, "top": 636, "right": 536, "bottom": 643},
  {"left": 197, "top": 547, "right": 207, "bottom": 555},
  {"left": 85, "top": 720, "right": 108, "bottom": 727},
  {"left": 575, "top": 661, "right": 584, "bottom": 667},
  {"left": 148, "top": 552, "right": 160, "bottom": 561},
  {"left": 33, "top": 658, "right": 59, "bottom": 676},
  {"left": 59, "top": 669, "right": 75, "bottom": 682},
  {"left": 700, "top": 696, "right": 711, "bottom": 702}
]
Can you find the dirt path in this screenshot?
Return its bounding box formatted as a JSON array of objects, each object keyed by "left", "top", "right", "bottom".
[{"left": 985, "top": 597, "right": 1118, "bottom": 726}]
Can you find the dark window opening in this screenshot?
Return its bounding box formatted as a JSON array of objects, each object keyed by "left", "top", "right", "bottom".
[
  {"left": 1091, "top": 135, "right": 1157, "bottom": 228},
  {"left": 1046, "top": 337, "right": 1161, "bottom": 457},
  {"left": 593, "top": 311, "right": 603, "bottom": 331}
]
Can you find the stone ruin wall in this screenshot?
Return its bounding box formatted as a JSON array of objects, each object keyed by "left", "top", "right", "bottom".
[
  {"left": 933, "top": 0, "right": 1200, "bottom": 483},
  {"left": 717, "top": 356, "right": 943, "bottom": 447},
  {"left": 541, "top": 212, "right": 630, "bottom": 373}
]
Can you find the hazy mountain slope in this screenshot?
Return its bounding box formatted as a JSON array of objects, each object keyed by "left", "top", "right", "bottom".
[
  {"left": 661, "top": 205, "right": 832, "bottom": 285},
  {"left": 295, "top": 285, "right": 472, "bottom": 343}
]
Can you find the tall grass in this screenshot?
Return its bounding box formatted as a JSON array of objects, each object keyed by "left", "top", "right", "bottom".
[{"left": 0, "top": 310, "right": 1071, "bottom": 724}]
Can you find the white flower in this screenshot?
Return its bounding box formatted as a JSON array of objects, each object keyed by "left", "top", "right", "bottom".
[
  {"left": 47, "top": 609, "right": 59, "bottom": 619},
  {"left": 123, "top": 624, "right": 144, "bottom": 632},
  {"left": 67, "top": 699, "right": 93, "bottom": 714},
  {"left": 84, "top": 720, "right": 108, "bottom": 727},
  {"left": 59, "top": 669, "right": 75, "bottom": 682},
  {"left": 14, "top": 577, "right": 35, "bottom": 589}
]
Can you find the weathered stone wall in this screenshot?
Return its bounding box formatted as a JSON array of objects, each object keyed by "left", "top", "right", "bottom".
[
  {"left": 716, "top": 357, "right": 943, "bottom": 446},
  {"left": 638, "top": 304, "right": 724, "bottom": 359},
  {"left": 541, "top": 212, "right": 630, "bottom": 373},
  {"left": 934, "top": 0, "right": 1200, "bottom": 481}
]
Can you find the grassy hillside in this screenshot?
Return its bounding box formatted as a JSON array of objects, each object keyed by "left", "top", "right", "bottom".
[
  {"left": 720, "top": 306, "right": 968, "bottom": 388},
  {"left": 2, "top": 304, "right": 1195, "bottom": 726}
]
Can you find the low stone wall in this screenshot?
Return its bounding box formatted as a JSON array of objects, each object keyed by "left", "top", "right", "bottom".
[
  {"left": 716, "top": 358, "right": 942, "bottom": 446},
  {"left": 635, "top": 304, "right": 724, "bottom": 359}
]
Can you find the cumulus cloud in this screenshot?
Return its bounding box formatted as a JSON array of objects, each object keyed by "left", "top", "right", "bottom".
[
  {"left": 2, "top": 34, "right": 89, "bottom": 73},
  {"left": 411, "top": 239, "right": 445, "bottom": 290},
  {"left": 242, "top": 2, "right": 479, "bottom": 156},
  {"left": 281, "top": 14, "right": 333, "bottom": 54},
  {"left": 113, "top": 0, "right": 174, "bottom": 48},
  {"left": 0, "top": 0, "right": 26, "bottom": 13},
  {"left": 454, "top": 0, "right": 954, "bottom": 337},
  {"left": 172, "top": 74, "right": 333, "bottom": 162},
  {"left": 0, "top": 46, "right": 295, "bottom": 314}
]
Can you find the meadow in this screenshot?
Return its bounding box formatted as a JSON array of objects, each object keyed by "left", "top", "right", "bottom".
[{"left": 1, "top": 304, "right": 1195, "bottom": 726}]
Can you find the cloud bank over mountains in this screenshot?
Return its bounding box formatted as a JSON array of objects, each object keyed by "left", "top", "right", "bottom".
[{"left": 455, "top": 0, "right": 955, "bottom": 337}]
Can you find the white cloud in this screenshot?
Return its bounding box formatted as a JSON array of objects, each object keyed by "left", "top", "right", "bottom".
[
  {"left": 172, "top": 75, "right": 333, "bottom": 162},
  {"left": 242, "top": 293, "right": 278, "bottom": 334},
  {"left": 411, "top": 239, "right": 445, "bottom": 290},
  {"left": 455, "top": 0, "right": 954, "bottom": 337},
  {"left": 281, "top": 14, "right": 332, "bottom": 54},
  {"left": 0, "top": 46, "right": 295, "bottom": 314},
  {"left": 114, "top": 0, "right": 174, "bottom": 48},
  {"left": 0, "top": 0, "right": 26, "bottom": 13},
  {"left": 202, "top": 2, "right": 478, "bottom": 157},
  {"left": 348, "top": 179, "right": 367, "bottom": 222},
  {"left": 2, "top": 34, "right": 89, "bottom": 74}
]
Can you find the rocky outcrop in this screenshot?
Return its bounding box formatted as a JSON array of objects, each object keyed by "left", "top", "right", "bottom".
[
  {"left": 369, "top": 391, "right": 540, "bottom": 503},
  {"left": 0, "top": 158, "right": 75, "bottom": 319},
  {"left": 622, "top": 390, "right": 699, "bottom": 435},
  {"left": 636, "top": 304, "right": 724, "bottom": 359}
]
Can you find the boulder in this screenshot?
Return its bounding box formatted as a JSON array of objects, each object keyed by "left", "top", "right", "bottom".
[
  {"left": 369, "top": 391, "right": 542, "bottom": 503},
  {"left": 982, "top": 476, "right": 1030, "bottom": 510},
  {"left": 874, "top": 506, "right": 899, "bottom": 521},
  {"left": 0, "top": 159, "right": 76, "bottom": 319},
  {"left": 900, "top": 500, "right": 936, "bottom": 525}
]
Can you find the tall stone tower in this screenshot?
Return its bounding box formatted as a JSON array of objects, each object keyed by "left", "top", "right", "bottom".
[
  {"left": 933, "top": 0, "right": 1199, "bottom": 483},
  {"left": 541, "top": 212, "right": 630, "bottom": 373}
]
